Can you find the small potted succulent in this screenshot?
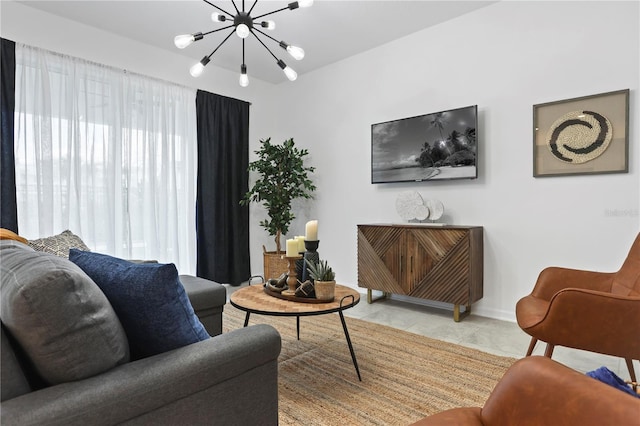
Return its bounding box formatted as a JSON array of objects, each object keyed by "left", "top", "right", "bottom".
[{"left": 305, "top": 259, "right": 336, "bottom": 301}]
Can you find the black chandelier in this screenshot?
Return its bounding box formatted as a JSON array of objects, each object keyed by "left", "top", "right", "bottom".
[{"left": 174, "top": 0, "right": 312, "bottom": 86}]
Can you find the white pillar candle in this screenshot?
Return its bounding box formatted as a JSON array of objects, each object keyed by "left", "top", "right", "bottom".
[
  {"left": 286, "top": 238, "right": 297, "bottom": 257},
  {"left": 296, "top": 236, "right": 306, "bottom": 253},
  {"left": 305, "top": 220, "right": 318, "bottom": 241}
]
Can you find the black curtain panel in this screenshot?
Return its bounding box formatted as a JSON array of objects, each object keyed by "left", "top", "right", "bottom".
[
  {"left": 0, "top": 38, "right": 18, "bottom": 233},
  {"left": 195, "top": 90, "right": 250, "bottom": 285}
]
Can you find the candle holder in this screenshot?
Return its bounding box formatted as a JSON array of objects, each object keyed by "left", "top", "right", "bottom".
[
  {"left": 300, "top": 240, "right": 320, "bottom": 282},
  {"left": 304, "top": 240, "right": 319, "bottom": 252},
  {"left": 286, "top": 255, "right": 302, "bottom": 289}
]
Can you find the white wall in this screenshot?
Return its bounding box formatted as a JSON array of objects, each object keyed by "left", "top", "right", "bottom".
[
  {"left": 269, "top": 1, "right": 640, "bottom": 321},
  {"left": 3, "top": 1, "right": 639, "bottom": 322}
]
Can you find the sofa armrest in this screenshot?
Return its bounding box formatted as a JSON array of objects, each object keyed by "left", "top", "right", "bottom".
[
  {"left": 1, "top": 324, "right": 281, "bottom": 426},
  {"left": 180, "top": 274, "right": 227, "bottom": 336}
]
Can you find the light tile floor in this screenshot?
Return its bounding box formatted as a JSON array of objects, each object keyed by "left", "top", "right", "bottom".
[{"left": 224, "top": 284, "right": 636, "bottom": 380}]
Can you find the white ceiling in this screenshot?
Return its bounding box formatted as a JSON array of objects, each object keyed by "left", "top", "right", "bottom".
[{"left": 16, "top": 0, "right": 496, "bottom": 84}]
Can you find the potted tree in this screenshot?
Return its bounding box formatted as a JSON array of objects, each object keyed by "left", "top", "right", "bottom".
[
  {"left": 306, "top": 259, "right": 336, "bottom": 301},
  {"left": 241, "top": 137, "right": 316, "bottom": 279}
]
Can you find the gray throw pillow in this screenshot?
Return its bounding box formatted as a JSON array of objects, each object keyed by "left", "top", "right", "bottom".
[
  {"left": 28, "top": 229, "right": 91, "bottom": 258},
  {"left": 0, "top": 241, "right": 129, "bottom": 385}
]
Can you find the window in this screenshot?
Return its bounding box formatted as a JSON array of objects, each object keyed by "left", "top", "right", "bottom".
[{"left": 14, "top": 44, "right": 198, "bottom": 273}]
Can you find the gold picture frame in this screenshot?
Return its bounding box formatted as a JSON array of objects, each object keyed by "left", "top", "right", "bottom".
[{"left": 533, "top": 89, "right": 629, "bottom": 177}]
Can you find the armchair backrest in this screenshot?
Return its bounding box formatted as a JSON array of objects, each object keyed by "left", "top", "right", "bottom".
[{"left": 611, "top": 233, "right": 640, "bottom": 296}]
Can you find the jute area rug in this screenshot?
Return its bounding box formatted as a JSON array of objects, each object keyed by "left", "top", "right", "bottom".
[{"left": 223, "top": 305, "right": 517, "bottom": 425}]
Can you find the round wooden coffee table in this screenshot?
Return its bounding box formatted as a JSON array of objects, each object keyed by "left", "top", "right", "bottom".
[{"left": 230, "top": 283, "right": 362, "bottom": 380}]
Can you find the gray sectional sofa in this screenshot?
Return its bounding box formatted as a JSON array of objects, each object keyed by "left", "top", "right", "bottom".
[{"left": 0, "top": 239, "right": 281, "bottom": 425}]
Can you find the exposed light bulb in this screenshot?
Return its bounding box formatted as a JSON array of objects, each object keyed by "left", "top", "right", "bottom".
[
  {"left": 277, "top": 59, "right": 297, "bottom": 81},
  {"left": 174, "top": 32, "right": 203, "bottom": 49},
  {"left": 211, "top": 12, "right": 226, "bottom": 22},
  {"left": 189, "top": 57, "right": 210, "bottom": 78},
  {"left": 286, "top": 45, "right": 305, "bottom": 60},
  {"left": 174, "top": 34, "right": 195, "bottom": 49},
  {"left": 283, "top": 66, "right": 297, "bottom": 81},
  {"left": 235, "top": 24, "right": 250, "bottom": 39},
  {"left": 261, "top": 20, "right": 276, "bottom": 30},
  {"left": 239, "top": 64, "right": 249, "bottom": 87},
  {"left": 190, "top": 63, "right": 205, "bottom": 77}
]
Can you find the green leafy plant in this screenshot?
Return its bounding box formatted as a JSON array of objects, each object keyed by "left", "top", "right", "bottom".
[
  {"left": 305, "top": 259, "right": 335, "bottom": 281},
  {"left": 240, "top": 138, "right": 316, "bottom": 253}
]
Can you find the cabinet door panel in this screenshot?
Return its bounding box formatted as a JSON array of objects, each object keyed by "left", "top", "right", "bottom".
[
  {"left": 411, "top": 228, "right": 467, "bottom": 262},
  {"left": 357, "top": 227, "right": 405, "bottom": 294},
  {"left": 404, "top": 231, "right": 431, "bottom": 294},
  {"left": 411, "top": 235, "right": 471, "bottom": 304}
]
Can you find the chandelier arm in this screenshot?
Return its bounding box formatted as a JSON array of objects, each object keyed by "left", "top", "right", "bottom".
[
  {"left": 230, "top": 0, "right": 241, "bottom": 14},
  {"left": 252, "top": 6, "right": 289, "bottom": 20},
  {"left": 205, "top": 29, "right": 236, "bottom": 60},
  {"left": 250, "top": 30, "right": 279, "bottom": 61},
  {"left": 247, "top": 0, "right": 259, "bottom": 15},
  {"left": 252, "top": 26, "right": 280, "bottom": 45},
  {"left": 202, "top": 24, "right": 235, "bottom": 37},
  {"left": 202, "top": 0, "right": 234, "bottom": 18}
]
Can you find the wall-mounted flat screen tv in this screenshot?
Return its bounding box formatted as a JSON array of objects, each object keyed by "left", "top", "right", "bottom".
[{"left": 371, "top": 105, "right": 478, "bottom": 184}]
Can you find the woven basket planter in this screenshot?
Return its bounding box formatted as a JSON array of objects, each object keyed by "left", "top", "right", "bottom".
[{"left": 263, "top": 245, "right": 289, "bottom": 281}]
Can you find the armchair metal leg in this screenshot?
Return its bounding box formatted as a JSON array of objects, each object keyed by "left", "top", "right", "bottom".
[
  {"left": 544, "top": 343, "right": 555, "bottom": 358},
  {"left": 526, "top": 337, "right": 538, "bottom": 356}
]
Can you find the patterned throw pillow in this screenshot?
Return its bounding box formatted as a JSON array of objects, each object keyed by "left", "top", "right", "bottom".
[{"left": 28, "top": 230, "right": 90, "bottom": 258}]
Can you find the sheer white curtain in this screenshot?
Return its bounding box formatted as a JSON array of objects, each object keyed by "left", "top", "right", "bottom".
[{"left": 14, "top": 44, "right": 198, "bottom": 274}]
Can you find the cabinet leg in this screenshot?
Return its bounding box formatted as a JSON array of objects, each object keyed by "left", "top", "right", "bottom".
[
  {"left": 367, "top": 289, "right": 389, "bottom": 304},
  {"left": 453, "top": 304, "right": 471, "bottom": 322}
]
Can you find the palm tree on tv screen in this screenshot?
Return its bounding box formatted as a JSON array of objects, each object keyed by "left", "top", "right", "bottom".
[{"left": 429, "top": 112, "right": 448, "bottom": 145}]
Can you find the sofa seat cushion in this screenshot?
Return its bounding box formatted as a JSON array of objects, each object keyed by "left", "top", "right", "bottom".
[
  {"left": 179, "top": 275, "right": 227, "bottom": 336},
  {"left": 28, "top": 229, "right": 91, "bottom": 258},
  {"left": 0, "top": 241, "right": 130, "bottom": 385},
  {"left": 69, "top": 249, "right": 210, "bottom": 359}
]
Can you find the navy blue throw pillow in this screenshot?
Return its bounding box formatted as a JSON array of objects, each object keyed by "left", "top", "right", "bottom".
[
  {"left": 69, "top": 249, "right": 209, "bottom": 359},
  {"left": 586, "top": 366, "right": 640, "bottom": 398}
]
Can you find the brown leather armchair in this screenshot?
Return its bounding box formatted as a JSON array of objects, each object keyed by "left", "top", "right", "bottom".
[
  {"left": 411, "top": 356, "right": 640, "bottom": 426},
  {"left": 515, "top": 233, "right": 640, "bottom": 384}
]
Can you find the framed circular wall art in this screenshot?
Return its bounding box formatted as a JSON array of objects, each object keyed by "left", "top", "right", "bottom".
[{"left": 533, "top": 89, "right": 629, "bottom": 177}]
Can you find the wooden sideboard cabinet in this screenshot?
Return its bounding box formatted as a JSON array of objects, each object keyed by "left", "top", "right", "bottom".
[{"left": 357, "top": 224, "right": 483, "bottom": 321}]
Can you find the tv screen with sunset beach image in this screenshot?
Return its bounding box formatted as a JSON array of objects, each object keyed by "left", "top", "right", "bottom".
[{"left": 371, "top": 105, "right": 478, "bottom": 183}]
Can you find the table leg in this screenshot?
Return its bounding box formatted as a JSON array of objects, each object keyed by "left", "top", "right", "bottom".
[
  {"left": 243, "top": 312, "right": 250, "bottom": 327},
  {"left": 339, "top": 311, "right": 361, "bottom": 381},
  {"left": 296, "top": 316, "right": 300, "bottom": 340}
]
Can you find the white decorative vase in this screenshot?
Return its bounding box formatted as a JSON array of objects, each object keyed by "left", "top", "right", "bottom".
[{"left": 314, "top": 280, "right": 336, "bottom": 301}]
